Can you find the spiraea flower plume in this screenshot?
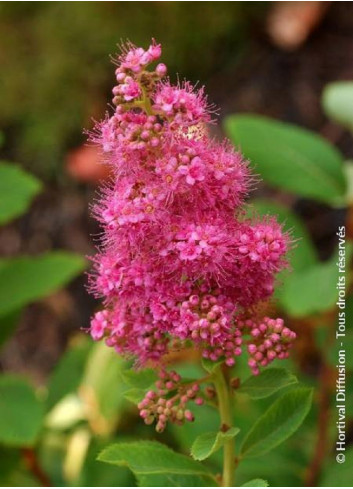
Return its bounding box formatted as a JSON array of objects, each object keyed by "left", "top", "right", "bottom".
[{"left": 88, "top": 40, "right": 296, "bottom": 430}]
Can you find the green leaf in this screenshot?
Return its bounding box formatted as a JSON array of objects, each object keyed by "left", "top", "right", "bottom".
[
  {"left": 248, "top": 200, "right": 318, "bottom": 271},
  {"left": 124, "top": 388, "right": 146, "bottom": 405},
  {"left": 280, "top": 261, "right": 338, "bottom": 317},
  {"left": 191, "top": 427, "right": 240, "bottom": 461},
  {"left": 0, "top": 252, "right": 86, "bottom": 317},
  {"left": 0, "top": 162, "right": 42, "bottom": 225},
  {"left": 343, "top": 160, "right": 353, "bottom": 205},
  {"left": 121, "top": 368, "right": 157, "bottom": 389},
  {"left": 0, "top": 375, "right": 44, "bottom": 446},
  {"left": 320, "top": 447, "right": 353, "bottom": 486},
  {"left": 0, "top": 308, "right": 22, "bottom": 348},
  {"left": 78, "top": 438, "right": 135, "bottom": 487},
  {"left": 137, "top": 473, "right": 217, "bottom": 487},
  {"left": 201, "top": 357, "right": 223, "bottom": 373},
  {"left": 322, "top": 82, "right": 353, "bottom": 131},
  {"left": 242, "top": 479, "right": 269, "bottom": 487},
  {"left": 170, "top": 404, "right": 221, "bottom": 466},
  {"left": 240, "top": 387, "right": 313, "bottom": 458},
  {"left": 280, "top": 242, "right": 353, "bottom": 317},
  {"left": 0, "top": 446, "right": 21, "bottom": 482},
  {"left": 224, "top": 115, "right": 346, "bottom": 205},
  {"left": 237, "top": 368, "right": 298, "bottom": 399},
  {"left": 46, "top": 339, "right": 91, "bottom": 411},
  {"left": 98, "top": 441, "right": 214, "bottom": 480}
]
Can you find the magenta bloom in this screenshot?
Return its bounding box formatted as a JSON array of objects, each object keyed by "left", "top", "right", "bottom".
[{"left": 88, "top": 40, "right": 294, "bottom": 375}]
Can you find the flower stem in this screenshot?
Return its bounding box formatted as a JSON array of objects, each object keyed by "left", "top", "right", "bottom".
[
  {"left": 213, "top": 365, "right": 235, "bottom": 487},
  {"left": 21, "top": 448, "right": 52, "bottom": 487}
]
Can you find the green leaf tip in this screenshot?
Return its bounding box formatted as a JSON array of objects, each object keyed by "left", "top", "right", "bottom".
[
  {"left": 242, "top": 478, "right": 269, "bottom": 487},
  {"left": 191, "top": 427, "right": 240, "bottom": 461}
]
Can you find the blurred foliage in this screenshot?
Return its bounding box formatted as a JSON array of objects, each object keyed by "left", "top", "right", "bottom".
[
  {"left": 0, "top": 162, "right": 42, "bottom": 225},
  {"left": 225, "top": 115, "right": 347, "bottom": 206},
  {"left": 0, "top": 375, "right": 44, "bottom": 447},
  {"left": 0, "top": 144, "right": 87, "bottom": 484},
  {"left": 0, "top": 2, "right": 264, "bottom": 179},
  {"left": 0, "top": 148, "right": 86, "bottom": 346},
  {"left": 322, "top": 82, "right": 353, "bottom": 132}
]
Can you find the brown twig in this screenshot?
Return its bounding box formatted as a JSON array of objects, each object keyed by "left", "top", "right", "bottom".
[{"left": 21, "top": 447, "right": 52, "bottom": 487}]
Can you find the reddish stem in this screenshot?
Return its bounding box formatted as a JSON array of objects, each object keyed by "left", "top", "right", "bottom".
[{"left": 21, "top": 448, "right": 52, "bottom": 487}]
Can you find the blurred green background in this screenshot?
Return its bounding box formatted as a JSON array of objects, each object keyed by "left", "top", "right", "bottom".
[{"left": 0, "top": 2, "right": 353, "bottom": 487}]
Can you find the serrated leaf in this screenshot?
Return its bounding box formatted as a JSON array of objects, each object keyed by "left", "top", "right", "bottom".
[
  {"left": 98, "top": 440, "right": 214, "bottom": 480},
  {"left": 224, "top": 115, "right": 346, "bottom": 205},
  {"left": 121, "top": 368, "right": 157, "bottom": 389},
  {"left": 240, "top": 387, "right": 313, "bottom": 458},
  {"left": 0, "top": 162, "right": 42, "bottom": 225},
  {"left": 0, "top": 252, "right": 86, "bottom": 317},
  {"left": 170, "top": 404, "right": 221, "bottom": 466},
  {"left": 248, "top": 200, "right": 318, "bottom": 271},
  {"left": 191, "top": 427, "right": 240, "bottom": 461},
  {"left": 242, "top": 479, "right": 269, "bottom": 487},
  {"left": 237, "top": 368, "right": 297, "bottom": 399},
  {"left": 322, "top": 82, "right": 353, "bottom": 132},
  {"left": 0, "top": 375, "right": 44, "bottom": 446}
]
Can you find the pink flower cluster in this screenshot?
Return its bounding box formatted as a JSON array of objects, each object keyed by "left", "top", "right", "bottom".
[{"left": 88, "top": 41, "right": 293, "bottom": 377}]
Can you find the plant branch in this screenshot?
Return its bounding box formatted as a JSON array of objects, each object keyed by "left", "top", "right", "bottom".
[
  {"left": 21, "top": 448, "right": 52, "bottom": 487},
  {"left": 213, "top": 365, "right": 235, "bottom": 487}
]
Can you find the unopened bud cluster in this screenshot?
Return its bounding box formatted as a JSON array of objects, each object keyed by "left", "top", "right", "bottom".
[
  {"left": 137, "top": 370, "right": 204, "bottom": 432},
  {"left": 239, "top": 317, "right": 296, "bottom": 375}
]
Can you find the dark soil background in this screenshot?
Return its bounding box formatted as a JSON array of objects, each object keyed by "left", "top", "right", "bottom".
[{"left": 1, "top": 1, "right": 353, "bottom": 382}]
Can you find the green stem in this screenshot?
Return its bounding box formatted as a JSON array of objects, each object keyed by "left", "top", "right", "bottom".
[
  {"left": 213, "top": 365, "right": 235, "bottom": 487},
  {"left": 140, "top": 86, "right": 153, "bottom": 115}
]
